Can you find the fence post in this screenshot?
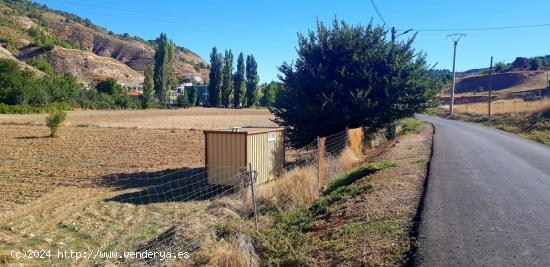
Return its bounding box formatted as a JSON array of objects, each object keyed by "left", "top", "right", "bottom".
[
  {"left": 248, "top": 163, "right": 259, "bottom": 231},
  {"left": 345, "top": 127, "right": 349, "bottom": 148},
  {"left": 317, "top": 136, "right": 321, "bottom": 192}
]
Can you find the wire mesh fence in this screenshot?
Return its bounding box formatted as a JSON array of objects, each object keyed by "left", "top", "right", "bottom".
[{"left": 54, "top": 126, "right": 378, "bottom": 266}]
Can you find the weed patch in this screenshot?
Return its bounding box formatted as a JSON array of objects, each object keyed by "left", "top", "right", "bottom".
[{"left": 400, "top": 118, "right": 422, "bottom": 135}]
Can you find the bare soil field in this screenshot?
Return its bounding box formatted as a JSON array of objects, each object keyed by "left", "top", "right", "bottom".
[
  {"left": 0, "top": 108, "right": 274, "bottom": 211},
  {"left": 0, "top": 108, "right": 275, "bottom": 266},
  {"left": 0, "top": 107, "right": 275, "bottom": 129}
]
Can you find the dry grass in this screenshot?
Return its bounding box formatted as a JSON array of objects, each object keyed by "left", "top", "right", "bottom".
[
  {"left": 254, "top": 165, "right": 319, "bottom": 211},
  {"left": 252, "top": 147, "right": 362, "bottom": 212},
  {"left": 337, "top": 147, "right": 362, "bottom": 171},
  {"left": 441, "top": 97, "right": 550, "bottom": 116},
  {"left": 324, "top": 148, "right": 363, "bottom": 183},
  {"left": 206, "top": 236, "right": 259, "bottom": 267}
]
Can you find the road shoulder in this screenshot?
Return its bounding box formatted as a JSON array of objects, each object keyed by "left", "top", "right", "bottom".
[{"left": 302, "top": 122, "right": 433, "bottom": 266}]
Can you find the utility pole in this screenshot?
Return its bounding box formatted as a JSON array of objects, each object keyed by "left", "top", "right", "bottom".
[
  {"left": 447, "top": 33, "right": 466, "bottom": 114},
  {"left": 488, "top": 56, "right": 493, "bottom": 117}
]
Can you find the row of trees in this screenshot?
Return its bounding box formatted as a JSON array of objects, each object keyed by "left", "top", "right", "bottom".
[
  {"left": 0, "top": 58, "right": 142, "bottom": 112},
  {"left": 207, "top": 47, "right": 259, "bottom": 108}
]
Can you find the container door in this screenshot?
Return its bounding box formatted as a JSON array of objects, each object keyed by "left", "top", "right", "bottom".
[{"left": 267, "top": 132, "right": 277, "bottom": 179}]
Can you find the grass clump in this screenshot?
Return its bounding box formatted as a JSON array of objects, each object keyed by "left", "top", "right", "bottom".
[
  {"left": 529, "top": 130, "right": 550, "bottom": 145},
  {"left": 325, "top": 161, "right": 397, "bottom": 194},
  {"left": 46, "top": 110, "right": 66, "bottom": 137},
  {"left": 400, "top": 118, "right": 423, "bottom": 135},
  {"left": 254, "top": 166, "right": 318, "bottom": 212}
]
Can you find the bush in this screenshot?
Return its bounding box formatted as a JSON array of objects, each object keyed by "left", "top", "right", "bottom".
[
  {"left": 271, "top": 18, "right": 438, "bottom": 148},
  {"left": 0, "top": 102, "right": 72, "bottom": 114},
  {"left": 95, "top": 78, "right": 123, "bottom": 95},
  {"left": 530, "top": 58, "right": 542, "bottom": 71},
  {"left": 46, "top": 110, "right": 66, "bottom": 137},
  {"left": 27, "top": 26, "right": 80, "bottom": 50},
  {"left": 28, "top": 56, "right": 54, "bottom": 75},
  {"left": 176, "top": 94, "right": 190, "bottom": 108},
  {"left": 400, "top": 118, "right": 422, "bottom": 135}
]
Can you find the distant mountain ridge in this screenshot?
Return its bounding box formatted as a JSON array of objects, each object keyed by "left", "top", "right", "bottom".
[{"left": 0, "top": 0, "right": 209, "bottom": 85}]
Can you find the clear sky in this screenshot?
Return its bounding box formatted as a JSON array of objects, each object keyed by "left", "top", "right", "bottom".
[{"left": 33, "top": 0, "right": 550, "bottom": 82}]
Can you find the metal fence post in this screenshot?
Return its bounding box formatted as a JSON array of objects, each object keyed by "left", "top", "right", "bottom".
[
  {"left": 317, "top": 136, "right": 321, "bottom": 192},
  {"left": 248, "top": 163, "right": 259, "bottom": 231}
]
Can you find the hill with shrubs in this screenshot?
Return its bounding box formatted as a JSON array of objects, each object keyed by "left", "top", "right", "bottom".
[{"left": 0, "top": 0, "right": 208, "bottom": 85}]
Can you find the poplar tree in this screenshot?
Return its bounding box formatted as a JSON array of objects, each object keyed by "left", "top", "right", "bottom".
[
  {"left": 221, "top": 49, "right": 234, "bottom": 107},
  {"left": 153, "top": 33, "right": 175, "bottom": 106},
  {"left": 245, "top": 54, "right": 259, "bottom": 107},
  {"left": 208, "top": 47, "right": 223, "bottom": 106},
  {"left": 233, "top": 52, "right": 245, "bottom": 108},
  {"left": 141, "top": 66, "right": 154, "bottom": 108}
]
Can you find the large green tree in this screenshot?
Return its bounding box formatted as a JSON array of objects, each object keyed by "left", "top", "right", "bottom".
[
  {"left": 271, "top": 19, "right": 438, "bottom": 147},
  {"left": 221, "top": 49, "right": 234, "bottom": 107},
  {"left": 153, "top": 33, "right": 175, "bottom": 106},
  {"left": 233, "top": 52, "right": 245, "bottom": 108},
  {"left": 259, "top": 81, "right": 281, "bottom": 107},
  {"left": 207, "top": 47, "right": 223, "bottom": 107},
  {"left": 141, "top": 66, "right": 154, "bottom": 108},
  {"left": 95, "top": 78, "right": 123, "bottom": 95},
  {"left": 245, "top": 54, "right": 259, "bottom": 107}
]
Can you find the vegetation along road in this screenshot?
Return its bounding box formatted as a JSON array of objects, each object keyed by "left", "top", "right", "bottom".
[{"left": 416, "top": 115, "right": 550, "bottom": 266}]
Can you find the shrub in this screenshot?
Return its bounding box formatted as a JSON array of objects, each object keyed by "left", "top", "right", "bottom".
[
  {"left": 400, "top": 118, "right": 422, "bottom": 135},
  {"left": 272, "top": 19, "right": 438, "bottom": 148},
  {"left": 95, "top": 78, "right": 123, "bottom": 95},
  {"left": 28, "top": 56, "right": 54, "bottom": 75},
  {"left": 45, "top": 110, "right": 66, "bottom": 137},
  {"left": 530, "top": 58, "right": 542, "bottom": 71},
  {"left": 176, "top": 94, "right": 190, "bottom": 108}
]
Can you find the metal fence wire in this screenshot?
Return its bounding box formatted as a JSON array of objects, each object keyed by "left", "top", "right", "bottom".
[{"left": 85, "top": 126, "right": 371, "bottom": 266}]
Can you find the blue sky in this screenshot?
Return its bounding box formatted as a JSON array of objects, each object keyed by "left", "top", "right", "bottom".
[{"left": 34, "top": 0, "right": 550, "bottom": 82}]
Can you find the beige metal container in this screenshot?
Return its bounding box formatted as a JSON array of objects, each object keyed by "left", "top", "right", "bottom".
[{"left": 204, "top": 127, "right": 285, "bottom": 186}]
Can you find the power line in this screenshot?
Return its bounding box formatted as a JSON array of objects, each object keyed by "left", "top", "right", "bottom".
[
  {"left": 400, "top": 23, "right": 550, "bottom": 32},
  {"left": 40, "top": 0, "right": 245, "bottom": 27},
  {"left": 369, "top": 0, "right": 387, "bottom": 26}
]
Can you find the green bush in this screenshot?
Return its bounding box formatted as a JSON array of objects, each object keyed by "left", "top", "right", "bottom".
[
  {"left": 27, "top": 26, "right": 80, "bottom": 50},
  {"left": 0, "top": 102, "right": 71, "bottom": 114},
  {"left": 95, "top": 78, "right": 123, "bottom": 95},
  {"left": 400, "top": 118, "right": 423, "bottom": 135},
  {"left": 176, "top": 94, "right": 190, "bottom": 108},
  {"left": 28, "top": 56, "right": 54, "bottom": 74},
  {"left": 271, "top": 18, "right": 438, "bottom": 148},
  {"left": 46, "top": 110, "right": 66, "bottom": 137}
]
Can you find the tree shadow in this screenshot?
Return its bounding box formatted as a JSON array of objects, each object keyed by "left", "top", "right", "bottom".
[{"left": 97, "top": 167, "right": 240, "bottom": 205}]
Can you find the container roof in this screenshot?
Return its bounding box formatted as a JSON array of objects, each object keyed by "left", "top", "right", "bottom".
[{"left": 204, "top": 126, "right": 284, "bottom": 135}]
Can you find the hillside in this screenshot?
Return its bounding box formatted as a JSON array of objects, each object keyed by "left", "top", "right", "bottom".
[
  {"left": 0, "top": 0, "right": 209, "bottom": 85},
  {"left": 455, "top": 70, "right": 548, "bottom": 94},
  {"left": 0, "top": 45, "right": 43, "bottom": 75}
]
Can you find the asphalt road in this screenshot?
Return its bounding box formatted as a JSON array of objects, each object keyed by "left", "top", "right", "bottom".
[{"left": 416, "top": 115, "right": 550, "bottom": 267}]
